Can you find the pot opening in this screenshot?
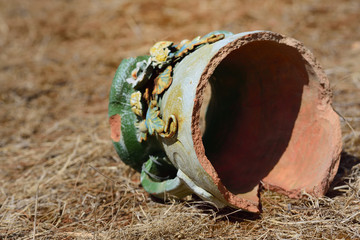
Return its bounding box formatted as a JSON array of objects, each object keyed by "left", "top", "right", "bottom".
[{"left": 201, "top": 40, "right": 327, "bottom": 197}]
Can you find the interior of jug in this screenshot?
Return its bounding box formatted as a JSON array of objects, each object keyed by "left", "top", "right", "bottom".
[{"left": 198, "top": 40, "right": 340, "bottom": 202}]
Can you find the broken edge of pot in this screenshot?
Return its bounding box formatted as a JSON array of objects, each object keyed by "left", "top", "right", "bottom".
[{"left": 191, "top": 31, "right": 342, "bottom": 212}]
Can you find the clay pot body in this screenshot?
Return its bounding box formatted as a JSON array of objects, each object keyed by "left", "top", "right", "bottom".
[{"left": 109, "top": 31, "right": 342, "bottom": 213}]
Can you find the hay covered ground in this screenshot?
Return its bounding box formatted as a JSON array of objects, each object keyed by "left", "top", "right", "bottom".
[{"left": 0, "top": 0, "right": 359, "bottom": 239}]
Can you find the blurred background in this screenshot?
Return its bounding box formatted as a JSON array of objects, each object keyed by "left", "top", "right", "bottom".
[{"left": 1, "top": 0, "right": 359, "bottom": 239}]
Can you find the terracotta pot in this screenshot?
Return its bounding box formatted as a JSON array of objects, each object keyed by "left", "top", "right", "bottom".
[{"left": 109, "top": 31, "right": 342, "bottom": 213}]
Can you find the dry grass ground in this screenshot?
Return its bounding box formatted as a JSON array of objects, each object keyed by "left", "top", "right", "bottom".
[{"left": 0, "top": 0, "right": 359, "bottom": 239}]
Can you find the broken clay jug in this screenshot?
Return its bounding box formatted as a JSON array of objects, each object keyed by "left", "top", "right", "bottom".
[{"left": 109, "top": 31, "right": 342, "bottom": 213}]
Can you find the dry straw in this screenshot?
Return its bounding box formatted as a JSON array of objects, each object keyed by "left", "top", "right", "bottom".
[{"left": 0, "top": 0, "right": 359, "bottom": 239}]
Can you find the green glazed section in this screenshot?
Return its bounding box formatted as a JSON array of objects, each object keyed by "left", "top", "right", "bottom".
[
  {"left": 108, "top": 56, "right": 162, "bottom": 172},
  {"left": 141, "top": 158, "right": 191, "bottom": 199}
]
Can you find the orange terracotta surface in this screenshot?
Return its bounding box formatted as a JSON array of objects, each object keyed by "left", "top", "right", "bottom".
[
  {"left": 109, "top": 114, "right": 121, "bottom": 142},
  {"left": 191, "top": 32, "right": 342, "bottom": 211}
]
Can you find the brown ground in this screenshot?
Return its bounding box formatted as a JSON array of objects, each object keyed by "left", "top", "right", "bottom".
[{"left": 0, "top": 0, "right": 359, "bottom": 239}]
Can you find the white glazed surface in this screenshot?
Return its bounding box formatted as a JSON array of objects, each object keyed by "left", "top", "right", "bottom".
[{"left": 159, "top": 31, "right": 263, "bottom": 208}]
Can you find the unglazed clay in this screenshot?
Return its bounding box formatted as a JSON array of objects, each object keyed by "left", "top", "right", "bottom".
[{"left": 109, "top": 31, "right": 342, "bottom": 213}]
